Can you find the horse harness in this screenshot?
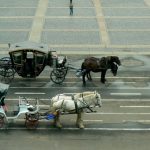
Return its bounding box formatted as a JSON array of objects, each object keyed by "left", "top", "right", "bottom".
[
  {"left": 96, "top": 57, "right": 110, "bottom": 69},
  {"left": 55, "top": 93, "right": 98, "bottom": 113},
  {"left": 75, "top": 93, "right": 97, "bottom": 113}
]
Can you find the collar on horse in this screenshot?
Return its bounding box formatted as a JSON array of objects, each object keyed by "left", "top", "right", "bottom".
[{"left": 77, "top": 93, "right": 96, "bottom": 113}]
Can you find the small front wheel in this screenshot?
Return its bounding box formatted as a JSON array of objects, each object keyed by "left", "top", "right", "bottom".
[
  {"left": 50, "top": 69, "right": 66, "bottom": 84},
  {"left": 25, "top": 113, "right": 39, "bottom": 129}
]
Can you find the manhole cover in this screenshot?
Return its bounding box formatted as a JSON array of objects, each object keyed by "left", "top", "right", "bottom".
[{"left": 121, "top": 57, "right": 144, "bottom": 67}]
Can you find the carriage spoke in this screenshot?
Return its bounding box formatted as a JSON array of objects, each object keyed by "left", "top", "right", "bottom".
[
  {"left": 25, "top": 113, "right": 39, "bottom": 129},
  {"left": 50, "top": 69, "right": 65, "bottom": 84}
]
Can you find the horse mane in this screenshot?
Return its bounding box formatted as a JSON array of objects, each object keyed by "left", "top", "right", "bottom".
[{"left": 73, "top": 91, "right": 96, "bottom": 101}]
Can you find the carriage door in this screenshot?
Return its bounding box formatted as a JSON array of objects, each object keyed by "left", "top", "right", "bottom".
[
  {"left": 35, "top": 53, "right": 45, "bottom": 76},
  {"left": 12, "top": 51, "right": 23, "bottom": 76},
  {"left": 26, "top": 52, "right": 35, "bottom": 77}
]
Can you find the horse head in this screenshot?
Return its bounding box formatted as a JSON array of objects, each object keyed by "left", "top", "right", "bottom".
[
  {"left": 94, "top": 91, "right": 102, "bottom": 107},
  {"left": 109, "top": 56, "right": 121, "bottom": 66},
  {"left": 107, "top": 56, "right": 121, "bottom": 76},
  {"left": 110, "top": 62, "right": 118, "bottom": 76},
  {"left": 75, "top": 91, "right": 102, "bottom": 108}
]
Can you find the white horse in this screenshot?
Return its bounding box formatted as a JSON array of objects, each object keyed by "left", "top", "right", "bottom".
[{"left": 50, "top": 91, "right": 102, "bottom": 129}]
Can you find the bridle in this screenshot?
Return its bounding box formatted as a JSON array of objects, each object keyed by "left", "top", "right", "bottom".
[{"left": 78, "top": 92, "right": 101, "bottom": 110}]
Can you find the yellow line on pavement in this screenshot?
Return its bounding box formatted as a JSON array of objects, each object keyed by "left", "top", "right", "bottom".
[
  {"left": 92, "top": 0, "right": 110, "bottom": 46},
  {"left": 144, "top": 0, "right": 150, "bottom": 6},
  {"left": 29, "top": 0, "right": 48, "bottom": 42}
]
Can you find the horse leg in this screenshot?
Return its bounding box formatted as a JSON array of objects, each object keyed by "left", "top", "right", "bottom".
[
  {"left": 82, "top": 71, "right": 86, "bottom": 86},
  {"left": 87, "top": 71, "right": 92, "bottom": 81},
  {"left": 101, "top": 70, "right": 107, "bottom": 83},
  {"left": 54, "top": 111, "right": 62, "bottom": 128},
  {"left": 76, "top": 110, "right": 84, "bottom": 129}
]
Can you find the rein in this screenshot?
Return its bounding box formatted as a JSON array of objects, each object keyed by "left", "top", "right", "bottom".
[{"left": 76, "top": 93, "right": 97, "bottom": 112}]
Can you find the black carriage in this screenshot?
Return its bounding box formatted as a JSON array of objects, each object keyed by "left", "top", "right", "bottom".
[{"left": 0, "top": 41, "right": 67, "bottom": 84}]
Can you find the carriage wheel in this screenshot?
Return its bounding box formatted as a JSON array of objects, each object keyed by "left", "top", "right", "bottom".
[
  {"left": 0, "top": 114, "right": 5, "bottom": 128},
  {"left": 50, "top": 69, "right": 66, "bottom": 84},
  {"left": 0, "top": 57, "right": 15, "bottom": 83},
  {"left": 0, "top": 68, "right": 15, "bottom": 83},
  {"left": 25, "top": 113, "right": 39, "bottom": 129},
  {"left": 0, "top": 68, "right": 15, "bottom": 78}
]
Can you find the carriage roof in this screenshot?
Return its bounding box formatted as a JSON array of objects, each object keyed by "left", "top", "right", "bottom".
[
  {"left": 8, "top": 41, "right": 49, "bottom": 55},
  {"left": 8, "top": 41, "right": 51, "bottom": 78},
  {"left": 0, "top": 83, "right": 9, "bottom": 99}
]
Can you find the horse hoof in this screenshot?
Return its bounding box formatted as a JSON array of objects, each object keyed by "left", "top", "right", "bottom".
[
  {"left": 76, "top": 124, "right": 84, "bottom": 129},
  {"left": 82, "top": 83, "right": 86, "bottom": 87},
  {"left": 101, "top": 80, "right": 106, "bottom": 84},
  {"left": 56, "top": 124, "right": 62, "bottom": 128},
  {"left": 79, "top": 125, "right": 84, "bottom": 129},
  {"left": 54, "top": 122, "right": 62, "bottom": 128}
]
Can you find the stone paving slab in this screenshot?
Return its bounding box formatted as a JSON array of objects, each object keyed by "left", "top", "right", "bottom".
[{"left": 0, "top": 0, "right": 149, "bottom": 54}]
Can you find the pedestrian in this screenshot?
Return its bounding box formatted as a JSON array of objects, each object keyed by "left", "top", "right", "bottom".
[{"left": 70, "top": 3, "right": 73, "bottom": 16}]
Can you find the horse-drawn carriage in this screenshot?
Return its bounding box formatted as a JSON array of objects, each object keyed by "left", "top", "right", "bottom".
[
  {"left": 0, "top": 82, "right": 102, "bottom": 129},
  {"left": 0, "top": 41, "right": 67, "bottom": 84},
  {"left": 0, "top": 83, "right": 40, "bottom": 129},
  {"left": 0, "top": 41, "right": 121, "bottom": 85}
]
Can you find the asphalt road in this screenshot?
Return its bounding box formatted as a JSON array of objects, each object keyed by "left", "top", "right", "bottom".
[{"left": 1, "top": 130, "right": 150, "bottom": 150}]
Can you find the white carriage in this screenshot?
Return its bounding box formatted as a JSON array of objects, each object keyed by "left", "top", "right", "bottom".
[{"left": 0, "top": 83, "right": 39, "bottom": 129}]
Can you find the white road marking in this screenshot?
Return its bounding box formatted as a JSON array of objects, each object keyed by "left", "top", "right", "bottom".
[
  {"left": 89, "top": 112, "right": 150, "bottom": 115},
  {"left": 10, "top": 86, "right": 150, "bottom": 90},
  {"left": 101, "top": 99, "right": 150, "bottom": 102},
  {"left": 16, "top": 118, "right": 103, "bottom": 123},
  {"left": 84, "top": 120, "right": 103, "bottom": 122},
  {"left": 1, "top": 127, "right": 150, "bottom": 131},
  {"left": 14, "top": 92, "right": 45, "bottom": 95},
  {"left": 1, "top": 48, "right": 150, "bottom": 55},
  {"left": 110, "top": 93, "right": 142, "bottom": 96},
  {"left": 123, "top": 120, "right": 150, "bottom": 123},
  {"left": 5, "top": 98, "right": 150, "bottom": 102},
  {"left": 120, "top": 106, "right": 150, "bottom": 108}
]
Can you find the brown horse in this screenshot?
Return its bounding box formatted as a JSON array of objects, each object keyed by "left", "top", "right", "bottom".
[{"left": 81, "top": 56, "right": 121, "bottom": 85}]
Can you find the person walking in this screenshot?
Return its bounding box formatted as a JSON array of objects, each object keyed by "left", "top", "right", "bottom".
[{"left": 69, "top": 3, "right": 73, "bottom": 15}]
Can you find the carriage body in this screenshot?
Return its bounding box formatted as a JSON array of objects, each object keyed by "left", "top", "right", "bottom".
[
  {"left": 0, "top": 41, "right": 67, "bottom": 83},
  {"left": 9, "top": 41, "right": 50, "bottom": 78},
  {"left": 0, "top": 83, "right": 40, "bottom": 128}
]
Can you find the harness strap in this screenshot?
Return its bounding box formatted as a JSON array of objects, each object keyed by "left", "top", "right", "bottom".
[
  {"left": 74, "top": 101, "right": 79, "bottom": 113},
  {"left": 78, "top": 94, "right": 95, "bottom": 113}
]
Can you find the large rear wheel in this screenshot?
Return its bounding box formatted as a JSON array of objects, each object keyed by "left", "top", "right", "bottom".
[{"left": 0, "top": 57, "right": 15, "bottom": 83}]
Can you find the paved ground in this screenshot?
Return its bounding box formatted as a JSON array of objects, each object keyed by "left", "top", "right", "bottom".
[
  {"left": 1, "top": 130, "right": 150, "bottom": 150},
  {"left": 0, "top": 0, "right": 150, "bottom": 55},
  {"left": 0, "top": 1, "right": 150, "bottom": 150}
]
